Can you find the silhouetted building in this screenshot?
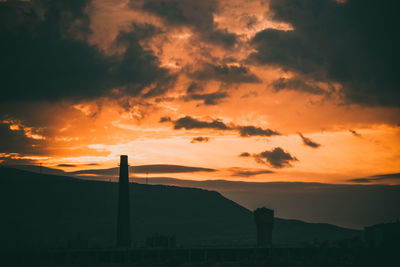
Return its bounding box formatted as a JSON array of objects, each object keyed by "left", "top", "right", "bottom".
[
  {"left": 116, "top": 155, "right": 131, "bottom": 247},
  {"left": 254, "top": 207, "right": 274, "bottom": 247},
  {"left": 365, "top": 221, "right": 400, "bottom": 248}
]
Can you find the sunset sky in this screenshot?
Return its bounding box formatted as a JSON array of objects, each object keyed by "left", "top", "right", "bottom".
[{"left": 1, "top": 0, "right": 399, "bottom": 185}]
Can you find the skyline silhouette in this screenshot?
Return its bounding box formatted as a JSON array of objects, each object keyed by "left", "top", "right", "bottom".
[
  {"left": 1, "top": 159, "right": 399, "bottom": 265},
  {"left": 0, "top": 166, "right": 362, "bottom": 248},
  {"left": 2, "top": 162, "right": 400, "bottom": 230}
]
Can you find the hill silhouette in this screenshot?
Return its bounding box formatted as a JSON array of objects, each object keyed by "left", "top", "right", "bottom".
[
  {"left": 10, "top": 163, "right": 400, "bottom": 229},
  {"left": 6, "top": 164, "right": 215, "bottom": 176},
  {"left": 0, "top": 167, "right": 359, "bottom": 250}
]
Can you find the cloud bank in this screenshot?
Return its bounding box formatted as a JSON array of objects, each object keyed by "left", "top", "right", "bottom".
[{"left": 250, "top": 0, "right": 400, "bottom": 107}]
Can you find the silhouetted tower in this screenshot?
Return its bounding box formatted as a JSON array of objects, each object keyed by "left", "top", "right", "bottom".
[
  {"left": 254, "top": 207, "right": 274, "bottom": 247},
  {"left": 116, "top": 155, "right": 131, "bottom": 247}
]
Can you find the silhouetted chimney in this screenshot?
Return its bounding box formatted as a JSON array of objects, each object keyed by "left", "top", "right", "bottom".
[
  {"left": 116, "top": 155, "right": 131, "bottom": 247},
  {"left": 254, "top": 207, "right": 274, "bottom": 247}
]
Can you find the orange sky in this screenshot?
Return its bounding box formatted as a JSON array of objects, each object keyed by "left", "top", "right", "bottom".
[{"left": 1, "top": 0, "right": 399, "bottom": 185}]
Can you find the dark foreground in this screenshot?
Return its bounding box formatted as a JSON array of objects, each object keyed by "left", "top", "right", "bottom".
[{"left": 2, "top": 247, "right": 398, "bottom": 267}]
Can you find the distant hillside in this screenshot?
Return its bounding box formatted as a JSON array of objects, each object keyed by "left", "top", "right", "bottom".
[
  {"left": 6, "top": 164, "right": 68, "bottom": 176},
  {"left": 5, "top": 164, "right": 215, "bottom": 176},
  {"left": 71, "top": 164, "right": 215, "bottom": 175},
  {"left": 0, "top": 168, "right": 360, "bottom": 250},
  {"left": 10, "top": 165, "right": 400, "bottom": 229}
]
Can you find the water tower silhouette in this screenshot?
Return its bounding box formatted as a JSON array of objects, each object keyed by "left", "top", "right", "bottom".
[{"left": 254, "top": 207, "right": 274, "bottom": 247}]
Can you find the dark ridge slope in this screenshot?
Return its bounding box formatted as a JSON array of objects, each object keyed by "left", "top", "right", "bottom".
[{"left": 0, "top": 168, "right": 359, "bottom": 250}]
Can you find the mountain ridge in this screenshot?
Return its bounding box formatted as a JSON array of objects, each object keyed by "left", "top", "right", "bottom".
[
  {"left": 1, "top": 167, "right": 360, "bottom": 250},
  {"left": 4, "top": 165, "right": 400, "bottom": 229}
]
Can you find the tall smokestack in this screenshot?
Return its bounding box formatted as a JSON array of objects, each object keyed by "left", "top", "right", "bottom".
[
  {"left": 254, "top": 207, "right": 274, "bottom": 247},
  {"left": 116, "top": 155, "right": 131, "bottom": 247}
]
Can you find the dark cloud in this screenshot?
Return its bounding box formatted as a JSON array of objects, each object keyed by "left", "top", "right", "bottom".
[
  {"left": 272, "top": 77, "right": 327, "bottom": 95},
  {"left": 238, "top": 126, "right": 280, "bottom": 137},
  {"left": 136, "top": 0, "right": 238, "bottom": 47},
  {"left": 230, "top": 168, "right": 273, "bottom": 177},
  {"left": 57, "top": 163, "right": 99, "bottom": 167},
  {"left": 349, "top": 129, "right": 361, "bottom": 137},
  {"left": 192, "top": 63, "right": 260, "bottom": 84},
  {"left": 159, "top": 116, "right": 172, "bottom": 123},
  {"left": 185, "top": 91, "right": 229, "bottom": 105},
  {"left": 241, "top": 91, "right": 258, "bottom": 98},
  {"left": 111, "top": 30, "right": 175, "bottom": 98},
  {"left": 239, "top": 152, "right": 251, "bottom": 157},
  {"left": 0, "top": 0, "right": 172, "bottom": 102},
  {"left": 173, "top": 116, "right": 231, "bottom": 130},
  {"left": 168, "top": 116, "right": 282, "bottom": 139},
  {"left": 249, "top": 0, "right": 400, "bottom": 106},
  {"left": 133, "top": 164, "right": 215, "bottom": 174},
  {"left": 130, "top": 22, "right": 163, "bottom": 40},
  {"left": 57, "top": 164, "right": 77, "bottom": 167},
  {"left": 253, "top": 147, "right": 298, "bottom": 168},
  {"left": 205, "top": 28, "right": 238, "bottom": 48},
  {"left": 348, "top": 173, "right": 400, "bottom": 184},
  {"left": 298, "top": 133, "right": 321, "bottom": 148},
  {"left": 186, "top": 82, "right": 203, "bottom": 93},
  {"left": 0, "top": 157, "right": 38, "bottom": 166},
  {"left": 0, "top": 123, "right": 45, "bottom": 155},
  {"left": 191, "top": 137, "right": 210, "bottom": 143},
  {"left": 140, "top": 0, "right": 214, "bottom": 27},
  {"left": 86, "top": 163, "right": 100, "bottom": 166}
]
